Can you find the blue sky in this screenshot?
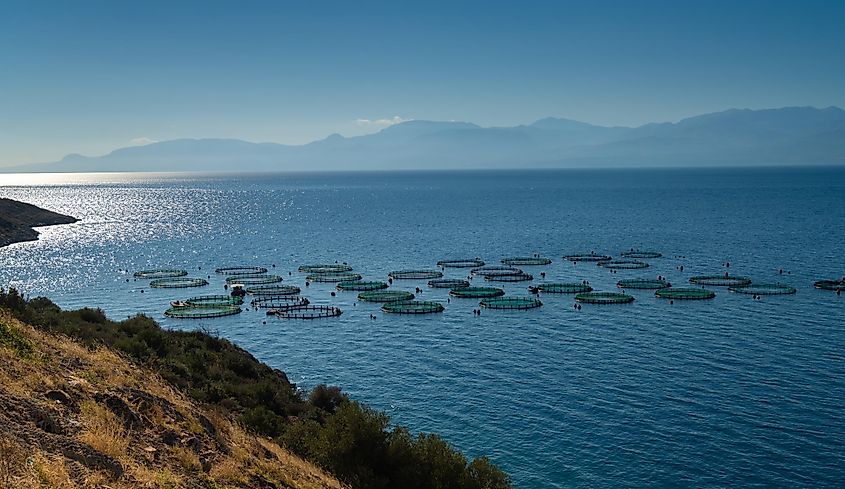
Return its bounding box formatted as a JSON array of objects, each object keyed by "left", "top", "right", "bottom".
[{"left": 1, "top": 0, "right": 843, "bottom": 166}]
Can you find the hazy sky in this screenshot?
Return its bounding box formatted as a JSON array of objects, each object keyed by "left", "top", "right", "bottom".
[{"left": 1, "top": 0, "right": 844, "bottom": 166}]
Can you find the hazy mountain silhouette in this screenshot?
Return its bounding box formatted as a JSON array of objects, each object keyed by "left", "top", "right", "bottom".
[{"left": 11, "top": 106, "right": 845, "bottom": 172}]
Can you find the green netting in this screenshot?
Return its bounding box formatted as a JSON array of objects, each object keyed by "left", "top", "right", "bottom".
[
  {"left": 215, "top": 266, "right": 268, "bottom": 276},
  {"left": 575, "top": 292, "right": 635, "bottom": 304},
  {"left": 563, "top": 253, "right": 612, "bottom": 262},
  {"left": 336, "top": 281, "right": 388, "bottom": 291},
  {"left": 689, "top": 275, "right": 752, "bottom": 287},
  {"left": 428, "top": 279, "right": 471, "bottom": 289},
  {"left": 381, "top": 301, "right": 444, "bottom": 314},
  {"left": 245, "top": 285, "right": 301, "bottom": 296},
  {"left": 251, "top": 296, "right": 309, "bottom": 309},
  {"left": 620, "top": 250, "right": 662, "bottom": 259},
  {"left": 306, "top": 272, "right": 362, "bottom": 283},
  {"left": 185, "top": 295, "right": 244, "bottom": 307},
  {"left": 150, "top": 277, "right": 209, "bottom": 288},
  {"left": 437, "top": 259, "right": 485, "bottom": 268},
  {"left": 529, "top": 283, "right": 593, "bottom": 294},
  {"left": 388, "top": 270, "right": 443, "bottom": 280},
  {"left": 471, "top": 266, "right": 522, "bottom": 276},
  {"left": 358, "top": 290, "right": 415, "bottom": 302},
  {"left": 813, "top": 279, "right": 845, "bottom": 290},
  {"left": 729, "top": 284, "right": 797, "bottom": 295},
  {"left": 165, "top": 305, "right": 241, "bottom": 318},
  {"left": 449, "top": 287, "right": 505, "bottom": 298},
  {"left": 134, "top": 269, "right": 187, "bottom": 279},
  {"left": 226, "top": 275, "right": 284, "bottom": 285},
  {"left": 298, "top": 264, "right": 353, "bottom": 273},
  {"left": 484, "top": 273, "right": 534, "bottom": 282},
  {"left": 655, "top": 287, "right": 716, "bottom": 300},
  {"left": 597, "top": 260, "right": 649, "bottom": 270},
  {"left": 480, "top": 296, "right": 543, "bottom": 310},
  {"left": 617, "top": 278, "right": 671, "bottom": 289},
  {"left": 270, "top": 305, "right": 343, "bottom": 319},
  {"left": 500, "top": 257, "right": 552, "bottom": 266}
]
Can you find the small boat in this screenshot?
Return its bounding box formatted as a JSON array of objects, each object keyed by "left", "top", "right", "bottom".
[{"left": 170, "top": 300, "right": 189, "bottom": 308}]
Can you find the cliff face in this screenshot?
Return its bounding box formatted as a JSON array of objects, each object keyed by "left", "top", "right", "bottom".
[
  {"left": 0, "top": 198, "right": 78, "bottom": 248},
  {"left": 0, "top": 310, "right": 345, "bottom": 489}
]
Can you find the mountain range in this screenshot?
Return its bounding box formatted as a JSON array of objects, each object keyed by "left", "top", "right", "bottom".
[{"left": 9, "top": 106, "right": 845, "bottom": 172}]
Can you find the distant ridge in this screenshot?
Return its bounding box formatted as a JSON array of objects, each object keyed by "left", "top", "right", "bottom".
[{"left": 9, "top": 106, "right": 845, "bottom": 172}]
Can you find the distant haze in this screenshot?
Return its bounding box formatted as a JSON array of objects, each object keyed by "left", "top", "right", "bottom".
[{"left": 7, "top": 106, "right": 845, "bottom": 173}]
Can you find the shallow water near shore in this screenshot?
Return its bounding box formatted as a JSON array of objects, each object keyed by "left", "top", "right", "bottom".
[{"left": 1, "top": 167, "right": 844, "bottom": 488}]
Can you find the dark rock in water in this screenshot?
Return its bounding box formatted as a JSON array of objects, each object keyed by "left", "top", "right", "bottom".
[{"left": 0, "top": 198, "right": 78, "bottom": 248}]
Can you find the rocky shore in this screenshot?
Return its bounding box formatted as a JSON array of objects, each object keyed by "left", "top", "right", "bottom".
[{"left": 0, "top": 198, "right": 78, "bottom": 248}]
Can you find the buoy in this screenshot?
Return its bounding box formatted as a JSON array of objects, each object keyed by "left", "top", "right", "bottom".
[{"left": 330, "top": 291, "right": 336, "bottom": 297}]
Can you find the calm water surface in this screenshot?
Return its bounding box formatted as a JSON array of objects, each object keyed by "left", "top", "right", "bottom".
[{"left": 1, "top": 168, "right": 843, "bottom": 488}]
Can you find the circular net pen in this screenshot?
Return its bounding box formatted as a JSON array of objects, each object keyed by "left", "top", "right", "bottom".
[
  {"left": 388, "top": 270, "right": 443, "bottom": 280},
  {"left": 501, "top": 257, "right": 552, "bottom": 266},
  {"left": 484, "top": 273, "right": 534, "bottom": 282},
  {"left": 336, "top": 281, "right": 388, "bottom": 291},
  {"left": 246, "top": 285, "right": 301, "bottom": 296},
  {"left": 437, "top": 259, "right": 485, "bottom": 268},
  {"left": 270, "top": 305, "right": 343, "bottom": 319},
  {"left": 449, "top": 287, "right": 505, "bottom": 299},
  {"left": 620, "top": 250, "right": 662, "bottom": 259},
  {"left": 563, "top": 253, "right": 612, "bottom": 262},
  {"left": 185, "top": 295, "right": 244, "bottom": 307},
  {"left": 215, "top": 266, "right": 268, "bottom": 276},
  {"left": 655, "top": 287, "right": 716, "bottom": 300},
  {"left": 529, "top": 283, "right": 593, "bottom": 294},
  {"left": 134, "top": 269, "right": 187, "bottom": 279},
  {"left": 729, "top": 284, "right": 797, "bottom": 295},
  {"left": 150, "top": 278, "right": 208, "bottom": 289},
  {"left": 298, "top": 264, "right": 353, "bottom": 273},
  {"left": 165, "top": 305, "right": 241, "bottom": 318},
  {"left": 480, "top": 297, "right": 543, "bottom": 310},
  {"left": 597, "top": 260, "right": 649, "bottom": 270},
  {"left": 251, "top": 296, "right": 310, "bottom": 309},
  {"left": 226, "top": 275, "right": 284, "bottom": 285},
  {"left": 471, "top": 266, "right": 522, "bottom": 277},
  {"left": 617, "top": 278, "right": 671, "bottom": 289},
  {"left": 689, "top": 275, "right": 752, "bottom": 287},
  {"left": 575, "top": 292, "right": 635, "bottom": 304},
  {"left": 813, "top": 280, "right": 845, "bottom": 290},
  {"left": 428, "top": 279, "right": 471, "bottom": 289},
  {"left": 381, "top": 301, "right": 444, "bottom": 314},
  {"left": 358, "top": 290, "right": 415, "bottom": 303},
  {"left": 306, "top": 272, "right": 362, "bottom": 283}
]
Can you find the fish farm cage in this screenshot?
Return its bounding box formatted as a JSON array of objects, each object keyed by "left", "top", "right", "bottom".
[
  {"left": 597, "top": 260, "right": 649, "bottom": 270},
  {"left": 215, "top": 266, "right": 268, "bottom": 276},
  {"left": 358, "top": 290, "right": 415, "bottom": 302},
  {"left": 165, "top": 304, "right": 241, "bottom": 318},
  {"left": 480, "top": 297, "right": 543, "bottom": 310},
  {"left": 617, "top": 278, "right": 671, "bottom": 289},
  {"left": 655, "top": 288, "right": 716, "bottom": 300},
  {"left": 729, "top": 284, "right": 797, "bottom": 295},
  {"left": 269, "top": 305, "right": 343, "bottom": 319},
  {"left": 381, "top": 301, "right": 445, "bottom": 314},
  {"left": 484, "top": 273, "right": 534, "bottom": 282},
  {"left": 388, "top": 270, "right": 444, "bottom": 280},
  {"left": 245, "top": 285, "right": 301, "bottom": 296},
  {"left": 150, "top": 277, "right": 209, "bottom": 288},
  {"left": 563, "top": 253, "right": 613, "bottom": 262},
  {"left": 185, "top": 295, "right": 244, "bottom": 307},
  {"left": 134, "top": 269, "right": 187, "bottom": 279},
  {"left": 306, "top": 272, "right": 362, "bottom": 283},
  {"left": 336, "top": 280, "right": 389, "bottom": 291},
  {"left": 471, "top": 266, "right": 522, "bottom": 276},
  {"left": 500, "top": 257, "right": 552, "bottom": 266},
  {"left": 620, "top": 250, "right": 662, "bottom": 259},
  {"left": 251, "top": 296, "right": 310, "bottom": 309},
  {"left": 449, "top": 287, "right": 505, "bottom": 298},
  {"left": 428, "top": 279, "right": 471, "bottom": 289},
  {"left": 813, "top": 279, "right": 845, "bottom": 290},
  {"left": 689, "top": 275, "right": 752, "bottom": 287},
  {"left": 298, "top": 264, "right": 353, "bottom": 273},
  {"left": 436, "top": 259, "right": 485, "bottom": 268},
  {"left": 226, "top": 275, "right": 284, "bottom": 285},
  {"left": 528, "top": 283, "right": 593, "bottom": 294},
  {"left": 575, "top": 292, "right": 635, "bottom": 304}
]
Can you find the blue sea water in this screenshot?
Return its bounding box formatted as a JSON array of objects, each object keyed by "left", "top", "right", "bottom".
[{"left": 1, "top": 167, "right": 844, "bottom": 488}]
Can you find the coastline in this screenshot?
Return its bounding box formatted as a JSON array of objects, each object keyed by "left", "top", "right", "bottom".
[{"left": 0, "top": 198, "right": 78, "bottom": 248}]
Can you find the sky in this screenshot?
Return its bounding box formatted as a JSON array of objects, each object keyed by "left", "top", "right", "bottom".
[{"left": 1, "top": 0, "right": 844, "bottom": 166}]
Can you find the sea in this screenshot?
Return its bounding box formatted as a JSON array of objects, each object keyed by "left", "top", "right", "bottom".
[{"left": 1, "top": 167, "right": 843, "bottom": 488}]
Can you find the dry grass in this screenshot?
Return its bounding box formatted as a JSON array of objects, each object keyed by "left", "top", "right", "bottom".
[{"left": 78, "top": 400, "right": 130, "bottom": 459}]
